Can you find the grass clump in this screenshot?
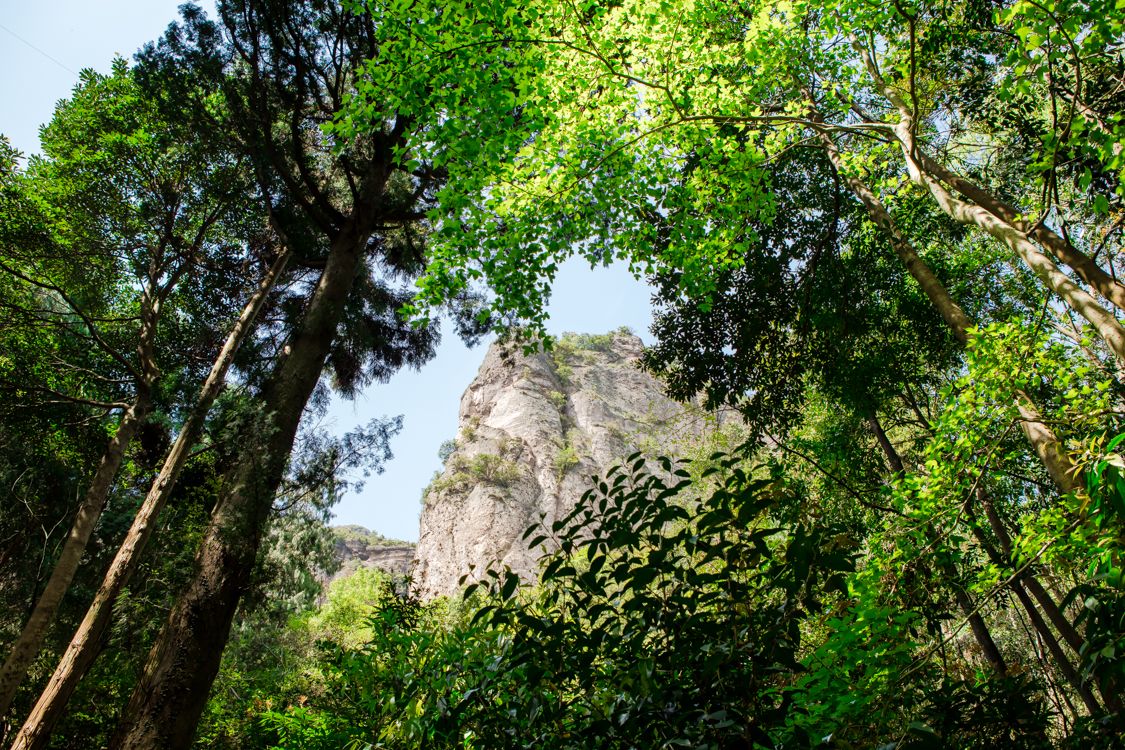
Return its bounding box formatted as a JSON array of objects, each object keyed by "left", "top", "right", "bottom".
[{"left": 424, "top": 452, "right": 523, "bottom": 499}]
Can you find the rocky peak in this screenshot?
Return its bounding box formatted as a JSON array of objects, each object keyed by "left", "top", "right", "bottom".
[{"left": 411, "top": 329, "right": 730, "bottom": 599}]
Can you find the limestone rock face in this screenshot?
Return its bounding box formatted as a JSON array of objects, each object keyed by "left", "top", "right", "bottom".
[
  {"left": 334, "top": 540, "right": 415, "bottom": 578},
  {"left": 412, "top": 330, "right": 723, "bottom": 600},
  {"left": 330, "top": 526, "right": 415, "bottom": 579}
]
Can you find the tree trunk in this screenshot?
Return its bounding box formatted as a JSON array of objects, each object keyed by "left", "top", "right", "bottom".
[
  {"left": 811, "top": 120, "right": 1079, "bottom": 496},
  {"left": 110, "top": 220, "right": 372, "bottom": 749},
  {"left": 807, "top": 109, "right": 973, "bottom": 344},
  {"left": 849, "top": 36, "right": 1125, "bottom": 362},
  {"left": 1013, "top": 580, "right": 1103, "bottom": 715},
  {"left": 910, "top": 150, "right": 1125, "bottom": 312},
  {"left": 7, "top": 250, "right": 289, "bottom": 750},
  {"left": 1014, "top": 396, "right": 1080, "bottom": 496},
  {"left": 951, "top": 585, "right": 1009, "bottom": 677},
  {"left": 0, "top": 397, "right": 149, "bottom": 722},
  {"left": 866, "top": 413, "right": 904, "bottom": 474},
  {"left": 895, "top": 126, "right": 1125, "bottom": 364},
  {"left": 864, "top": 413, "right": 1009, "bottom": 675}
]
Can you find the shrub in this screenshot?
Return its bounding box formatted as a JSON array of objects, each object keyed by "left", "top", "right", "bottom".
[
  {"left": 547, "top": 389, "right": 567, "bottom": 410},
  {"left": 261, "top": 447, "right": 858, "bottom": 749},
  {"left": 553, "top": 440, "right": 579, "bottom": 479},
  {"left": 466, "top": 453, "right": 521, "bottom": 485},
  {"left": 566, "top": 331, "right": 615, "bottom": 351},
  {"left": 425, "top": 453, "right": 522, "bottom": 497},
  {"left": 437, "top": 438, "right": 458, "bottom": 463}
]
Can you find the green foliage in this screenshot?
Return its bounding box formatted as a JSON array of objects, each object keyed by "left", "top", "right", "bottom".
[
  {"left": 553, "top": 360, "right": 574, "bottom": 384},
  {"left": 464, "top": 454, "right": 522, "bottom": 486},
  {"left": 552, "top": 438, "right": 579, "bottom": 479},
  {"left": 199, "top": 567, "right": 396, "bottom": 748},
  {"left": 233, "top": 445, "right": 862, "bottom": 749},
  {"left": 332, "top": 524, "right": 410, "bottom": 549},
  {"left": 547, "top": 332, "right": 626, "bottom": 381},
  {"left": 461, "top": 416, "right": 480, "bottom": 442},
  {"left": 547, "top": 340, "right": 576, "bottom": 383},
  {"left": 1066, "top": 435, "right": 1125, "bottom": 692},
  {"left": 563, "top": 331, "right": 616, "bottom": 352},
  {"left": 5, "top": 2, "right": 1125, "bottom": 747},
  {"left": 426, "top": 452, "right": 523, "bottom": 497},
  {"left": 436, "top": 438, "right": 458, "bottom": 464},
  {"left": 304, "top": 568, "right": 394, "bottom": 648},
  {"left": 546, "top": 389, "right": 567, "bottom": 411}
]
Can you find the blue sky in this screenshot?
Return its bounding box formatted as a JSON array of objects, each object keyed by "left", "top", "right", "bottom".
[{"left": 1, "top": 0, "right": 655, "bottom": 541}]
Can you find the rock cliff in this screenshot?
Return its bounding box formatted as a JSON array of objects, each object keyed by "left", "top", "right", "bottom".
[
  {"left": 412, "top": 329, "right": 733, "bottom": 599},
  {"left": 330, "top": 525, "right": 415, "bottom": 579}
]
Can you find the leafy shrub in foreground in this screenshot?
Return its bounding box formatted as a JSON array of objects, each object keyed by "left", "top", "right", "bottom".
[{"left": 256, "top": 448, "right": 857, "bottom": 748}]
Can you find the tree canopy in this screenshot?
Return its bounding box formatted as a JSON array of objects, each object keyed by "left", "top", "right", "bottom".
[{"left": 0, "top": 0, "right": 1123, "bottom": 747}]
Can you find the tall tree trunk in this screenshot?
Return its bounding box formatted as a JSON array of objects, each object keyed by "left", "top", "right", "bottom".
[
  {"left": 910, "top": 149, "right": 1125, "bottom": 312},
  {"left": 979, "top": 493, "right": 1085, "bottom": 654},
  {"left": 847, "top": 36, "right": 1125, "bottom": 362},
  {"left": 110, "top": 218, "right": 374, "bottom": 749},
  {"left": 0, "top": 397, "right": 149, "bottom": 722},
  {"left": 978, "top": 493, "right": 1123, "bottom": 712},
  {"left": 7, "top": 250, "right": 289, "bottom": 750},
  {"left": 894, "top": 125, "right": 1125, "bottom": 364},
  {"left": 965, "top": 499, "right": 1107, "bottom": 714},
  {"left": 810, "top": 119, "right": 1078, "bottom": 495}
]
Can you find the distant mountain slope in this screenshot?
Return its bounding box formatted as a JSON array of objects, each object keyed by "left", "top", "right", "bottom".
[{"left": 330, "top": 525, "right": 414, "bottom": 579}]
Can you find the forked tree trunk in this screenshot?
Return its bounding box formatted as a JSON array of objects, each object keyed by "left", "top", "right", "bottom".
[
  {"left": 848, "top": 37, "right": 1125, "bottom": 363},
  {"left": 110, "top": 219, "right": 375, "bottom": 749},
  {"left": 7, "top": 250, "right": 289, "bottom": 750},
  {"left": 894, "top": 128, "right": 1125, "bottom": 365},
  {"left": 910, "top": 149, "right": 1125, "bottom": 312},
  {"left": 806, "top": 108, "right": 973, "bottom": 343}
]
